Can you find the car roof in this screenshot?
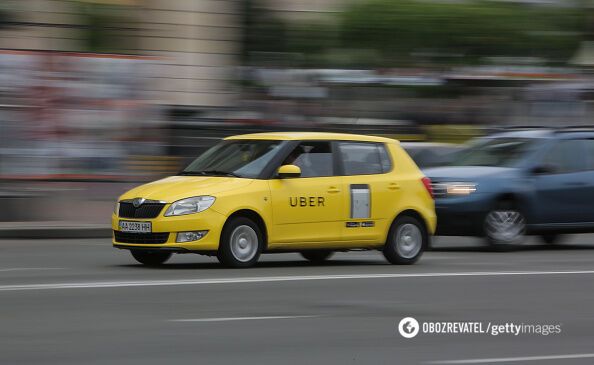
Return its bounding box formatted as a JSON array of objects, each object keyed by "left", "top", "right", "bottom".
[
  {"left": 400, "top": 142, "right": 461, "bottom": 148},
  {"left": 226, "top": 132, "right": 398, "bottom": 143},
  {"left": 488, "top": 129, "right": 555, "bottom": 139},
  {"left": 488, "top": 128, "right": 594, "bottom": 140}
]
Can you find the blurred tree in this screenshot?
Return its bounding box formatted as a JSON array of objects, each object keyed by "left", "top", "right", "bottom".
[
  {"left": 338, "top": 0, "right": 585, "bottom": 66},
  {"left": 0, "top": 1, "right": 22, "bottom": 29},
  {"left": 0, "top": 9, "right": 12, "bottom": 29},
  {"left": 241, "top": 0, "right": 289, "bottom": 65},
  {"left": 76, "top": 1, "right": 139, "bottom": 54}
]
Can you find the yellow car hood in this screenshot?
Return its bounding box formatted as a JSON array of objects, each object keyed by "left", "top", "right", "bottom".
[{"left": 119, "top": 176, "right": 254, "bottom": 202}]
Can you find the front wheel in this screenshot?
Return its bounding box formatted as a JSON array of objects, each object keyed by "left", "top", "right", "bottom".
[
  {"left": 217, "top": 217, "right": 263, "bottom": 268},
  {"left": 383, "top": 216, "right": 427, "bottom": 265},
  {"left": 130, "top": 250, "right": 171, "bottom": 266},
  {"left": 484, "top": 202, "right": 526, "bottom": 250}
]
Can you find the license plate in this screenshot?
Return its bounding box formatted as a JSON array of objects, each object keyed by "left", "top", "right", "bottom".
[{"left": 119, "top": 221, "right": 152, "bottom": 233}]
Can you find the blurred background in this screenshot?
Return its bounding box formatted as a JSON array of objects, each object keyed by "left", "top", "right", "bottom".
[{"left": 0, "top": 0, "right": 593, "bottom": 229}]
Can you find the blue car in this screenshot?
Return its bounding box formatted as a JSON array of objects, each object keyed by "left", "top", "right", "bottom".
[{"left": 424, "top": 128, "right": 594, "bottom": 248}]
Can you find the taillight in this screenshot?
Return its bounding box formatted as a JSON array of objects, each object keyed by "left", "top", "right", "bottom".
[{"left": 421, "top": 177, "right": 433, "bottom": 199}]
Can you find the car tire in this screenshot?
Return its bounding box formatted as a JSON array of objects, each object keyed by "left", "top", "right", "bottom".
[
  {"left": 130, "top": 250, "right": 172, "bottom": 266},
  {"left": 217, "top": 216, "right": 263, "bottom": 268},
  {"left": 300, "top": 250, "right": 333, "bottom": 264},
  {"left": 484, "top": 200, "right": 526, "bottom": 250},
  {"left": 383, "top": 215, "right": 427, "bottom": 265},
  {"left": 540, "top": 233, "right": 563, "bottom": 245}
]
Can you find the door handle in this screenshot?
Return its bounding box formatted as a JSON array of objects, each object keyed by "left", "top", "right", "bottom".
[
  {"left": 327, "top": 186, "right": 341, "bottom": 193},
  {"left": 388, "top": 183, "right": 401, "bottom": 190}
]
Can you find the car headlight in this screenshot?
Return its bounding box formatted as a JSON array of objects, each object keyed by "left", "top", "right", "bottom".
[
  {"left": 445, "top": 182, "right": 477, "bottom": 196},
  {"left": 164, "top": 196, "right": 216, "bottom": 216}
]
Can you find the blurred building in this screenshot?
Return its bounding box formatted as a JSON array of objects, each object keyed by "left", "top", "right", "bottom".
[
  {"left": 0, "top": 0, "right": 241, "bottom": 108},
  {"left": 0, "top": 0, "right": 245, "bottom": 184}
]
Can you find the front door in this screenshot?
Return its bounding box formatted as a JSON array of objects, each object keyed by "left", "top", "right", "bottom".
[{"left": 268, "top": 141, "right": 343, "bottom": 244}]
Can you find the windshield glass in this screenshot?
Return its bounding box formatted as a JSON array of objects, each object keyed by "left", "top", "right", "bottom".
[
  {"left": 450, "top": 138, "right": 536, "bottom": 167},
  {"left": 181, "top": 140, "right": 285, "bottom": 178}
]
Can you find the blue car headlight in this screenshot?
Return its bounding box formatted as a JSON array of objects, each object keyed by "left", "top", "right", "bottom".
[{"left": 445, "top": 182, "right": 477, "bottom": 196}]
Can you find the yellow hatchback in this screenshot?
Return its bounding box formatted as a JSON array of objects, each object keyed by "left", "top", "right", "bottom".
[{"left": 112, "top": 132, "right": 436, "bottom": 267}]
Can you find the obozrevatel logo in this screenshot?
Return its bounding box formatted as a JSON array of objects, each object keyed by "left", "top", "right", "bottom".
[{"left": 398, "top": 317, "right": 420, "bottom": 338}]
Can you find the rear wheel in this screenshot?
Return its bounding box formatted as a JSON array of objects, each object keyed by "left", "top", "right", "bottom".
[
  {"left": 383, "top": 215, "right": 427, "bottom": 265},
  {"left": 484, "top": 201, "right": 526, "bottom": 250},
  {"left": 300, "top": 250, "right": 333, "bottom": 264},
  {"left": 130, "top": 250, "right": 171, "bottom": 266},
  {"left": 217, "top": 217, "right": 263, "bottom": 268}
]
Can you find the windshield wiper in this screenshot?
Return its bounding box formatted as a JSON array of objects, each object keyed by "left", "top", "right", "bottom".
[
  {"left": 200, "top": 170, "right": 242, "bottom": 177},
  {"left": 178, "top": 171, "right": 204, "bottom": 176},
  {"left": 179, "top": 170, "right": 242, "bottom": 177}
]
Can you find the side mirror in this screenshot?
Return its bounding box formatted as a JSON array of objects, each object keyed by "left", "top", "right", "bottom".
[
  {"left": 277, "top": 164, "right": 301, "bottom": 179},
  {"left": 531, "top": 164, "right": 555, "bottom": 175}
]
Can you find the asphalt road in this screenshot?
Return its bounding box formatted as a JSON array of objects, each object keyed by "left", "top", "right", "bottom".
[{"left": 1, "top": 236, "right": 594, "bottom": 364}]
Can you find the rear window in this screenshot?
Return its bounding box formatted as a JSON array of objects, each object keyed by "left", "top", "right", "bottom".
[{"left": 339, "top": 142, "right": 392, "bottom": 175}]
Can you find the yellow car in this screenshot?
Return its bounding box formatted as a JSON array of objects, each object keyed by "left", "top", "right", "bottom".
[{"left": 112, "top": 132, "right": 436, "bottom": 267}]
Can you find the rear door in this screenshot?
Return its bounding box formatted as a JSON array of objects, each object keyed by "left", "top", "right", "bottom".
[
  {"left": 532, "top": 139, "right": 590, "bottom": 224},
  {"left": 336, "top": 141, "right": 396, "bottom": 243}
]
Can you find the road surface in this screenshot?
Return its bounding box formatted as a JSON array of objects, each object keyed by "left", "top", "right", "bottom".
[{"left": 1, "top": 236, "right": 594, "bottom": 364}]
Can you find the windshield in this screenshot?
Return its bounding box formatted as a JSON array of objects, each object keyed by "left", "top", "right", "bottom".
[
  {"left": 450, "top": 138, "right": 536, "bottom": 167},
  {"left": 181, "top": 140, "right": 286, "bottom": 178}
]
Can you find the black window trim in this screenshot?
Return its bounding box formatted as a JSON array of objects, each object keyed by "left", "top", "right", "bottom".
[{"left": 260, "top": 140, "right": 300, "bottom": 179}]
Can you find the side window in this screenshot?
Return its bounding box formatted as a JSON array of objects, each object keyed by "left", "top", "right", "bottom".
[
  {"left": 339, "top": 142, "right": 392, "bottom": 175},
  {"left": 541, "top": 140, "right": 587, "bottom": 174},
  {"left": 282, "top": 141, "right": 334, "bottom": 177}
]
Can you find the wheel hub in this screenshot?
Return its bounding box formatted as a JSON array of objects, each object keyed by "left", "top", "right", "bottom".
[
  {"left": 395, "top": 223, "right": 422, "bottom": 259},
  {"left": 485, "top": 210, "right": 525, "bottom": 243},
  {"left": 230, "top": 225, "right": 258, "bottom": 262}
]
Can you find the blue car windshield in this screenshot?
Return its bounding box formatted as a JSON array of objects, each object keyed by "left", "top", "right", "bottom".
[{"left": 450, "top": 138, "right": 536, "bottom": 167}]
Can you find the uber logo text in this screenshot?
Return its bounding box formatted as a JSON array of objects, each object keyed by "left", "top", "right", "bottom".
[{"left": 289, "top": 197, "right": 325, "bottom": 207}]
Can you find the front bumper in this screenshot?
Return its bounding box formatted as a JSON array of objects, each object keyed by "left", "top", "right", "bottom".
[
  {"left": 434, "top": 194, "right": 490, "bottom": 236},
  {"left": 111, "top": 208, "right": 227, "bottom": 251}
]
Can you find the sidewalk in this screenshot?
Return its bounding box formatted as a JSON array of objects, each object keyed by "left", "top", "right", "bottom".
[{"left": 0, "top": 222, "right": 111, "bottom": 239}]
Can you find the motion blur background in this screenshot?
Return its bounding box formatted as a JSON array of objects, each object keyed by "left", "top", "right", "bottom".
[{"left": 1, "top": 0, "right": 593, "bottom": 228}]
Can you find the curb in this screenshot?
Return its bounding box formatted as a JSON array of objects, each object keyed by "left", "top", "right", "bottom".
[{"left": 0, "top": 226, "right": 112, "bottom": 239}]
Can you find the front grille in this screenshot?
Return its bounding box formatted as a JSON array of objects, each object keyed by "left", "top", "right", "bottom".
[
  {"left": 430, "top": 183, "right": 448, "bottom": 198},
  {"left": 114, "top": 231, "right": 169, "bottom": 244},
  {"left": 119, "top": 202, "right": 165, "bottom": 218}
]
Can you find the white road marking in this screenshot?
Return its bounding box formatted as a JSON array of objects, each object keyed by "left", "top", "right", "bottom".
[
  {"left": 0, "top": 270, "right": 594, "bottom": 292},
  {"left": 170, "top": 315, "right": 319, "bottom": 323},
  {"left": 427, "top": 353, "right": 594, "bottom": 364},
  {"left": 0, "top": 267, "right": 64, "bottom": 272}
]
